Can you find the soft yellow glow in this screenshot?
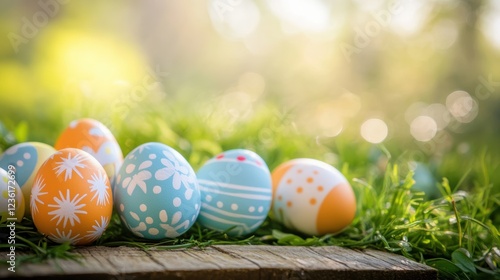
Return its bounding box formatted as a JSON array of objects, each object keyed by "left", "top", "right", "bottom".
[
  {"left": 238, "top": 72, "right": 266, "bottom": 101},
  {"left": 0, "top": 61, "right": 33, "bottom": 105},
  {"left": 431, "top": 19, "right": 458, "bottom": 50},
  {"left": 209, "top": 0, "right": 261, "bottom": 39},
  {"left": 337, "top": 92, "right": 361, "bottom": 118},
  {"left": 389, "top": 0, "right": 432, "bottom": 36},
  {"left": 33, "top": 26, "right": 149, "bottom": 103}
]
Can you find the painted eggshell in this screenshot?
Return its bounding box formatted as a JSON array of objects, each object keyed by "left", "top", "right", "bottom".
[
  {"left": 114, "top": 143, "right": 201, "bottom": 239},
  {"left": 271, "top": 159, "right": 356, "bottom": 236},
  {"left": 411, "top": 162, "right": 439, "bottom": 199},
  {"left": 55, "top": 118, "right": 123, "bottom": 183},
  {"left": 31, "top": 148, "right": 113, "bottom": 245},
  {"left": 0, "top": 167, "right": 25, "bottom": 223},
  {"left": 0, "top": 142, "right": 56, "bottom": 216},
  {"left": 197, "top": 149, "right": 272, "bottom": 237}
]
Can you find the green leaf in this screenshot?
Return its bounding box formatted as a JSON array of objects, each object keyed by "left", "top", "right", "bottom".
[
  {"left": 14, "top": 121, "right": 28, "bottom": 142},
  {"left": 272, "top": 230, "right": 304, "bottom": 245},
  {"left": 272, "top": 230, "right": 320, "bottom": 246},
  {"left": 452, "top": 249, "right": 477, "bottom": 275},
  {"left": 426, "top": 258, "right": 462, "bottom": 275},
  {"left": 0, "top": 121, "right": 17, "bottom": 151}
]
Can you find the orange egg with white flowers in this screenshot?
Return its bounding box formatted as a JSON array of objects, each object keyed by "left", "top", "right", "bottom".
[
  {"left": 55, "top": 118, "right": 123, "bottom": 183},
  {"left": 31, "top": 148, "right": 113, "bottom": 245},
  {"left": 271, "top": 158, "right": 356, "bottom": 236}
]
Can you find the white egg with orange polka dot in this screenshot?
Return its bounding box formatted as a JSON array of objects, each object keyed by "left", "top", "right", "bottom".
[{"left": 271, "top": 159, "right": 356, "bottom": 236}]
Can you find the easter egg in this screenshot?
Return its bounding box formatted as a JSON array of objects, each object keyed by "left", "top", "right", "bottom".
[
  {"left": 114, "top": 143, "right": 200, "bottom": 239},
  {"left": 0, "top": 167, "right": 25, "bottom": 223},
  {"left": 31, "top": 148, "right": 113, "bottom": 245},
  {"left": 55, "top": 118, "right": 123, "bottom": 183},
  {"left": 197, "top": 149, "right": 272, "bottom": 237},
  {"left": 411, "top": 162, "right": 439, "bottom": 199},
  {"left": 0, "top": 142, "right": 56, "bottom": 216},
  {"left": 271, "top": 159, "right": 356, "bottom": 236}
]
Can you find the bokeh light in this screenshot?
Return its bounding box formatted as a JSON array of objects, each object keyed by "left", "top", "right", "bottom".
[
  {"left": 410, "top": 116, "right": 438, "bottom": 142},
  {"left": 267, "top": 0, "right": 331, "bottom": 33},
  {"left": 0, "top": 0, "right": 499, "bottom": 157},
  {"left": 423, "top": 103, "right": 450, "bottom": 130},
  {"left": 388, "top": 0, "right": 431, "bottom": 36},
  {"left": 446, "top": 91, "right": 478, "bottom": 123},
  {"left": 209, "top": 0, "right": 261, "bottom": 39},
  {"left": 360, "top": 118, "right": 388, "bottom": 144},
  {"left": 480, "top": 0, "right": 500, "bottom": 49}
]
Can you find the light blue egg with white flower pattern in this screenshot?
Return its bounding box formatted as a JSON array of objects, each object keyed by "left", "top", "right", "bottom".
[
  {"left": 114, "top": 142, "right": 201, "bottom": 239},
  {"left": 196, "top": 149, "right": 272, "bottom": 237}
]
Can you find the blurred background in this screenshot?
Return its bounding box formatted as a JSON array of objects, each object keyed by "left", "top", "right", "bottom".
[{"left": 0, "top": 0, "right": 499, "bottom": 192}]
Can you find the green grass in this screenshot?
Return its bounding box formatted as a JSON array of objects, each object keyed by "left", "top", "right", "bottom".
[{"left": 0, "top": 111, "right": 499, "bottom": 280}]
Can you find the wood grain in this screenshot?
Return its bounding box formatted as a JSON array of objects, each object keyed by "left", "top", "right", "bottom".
[{"left": 0, "top": 245, "right": 437, "bottom": 279}]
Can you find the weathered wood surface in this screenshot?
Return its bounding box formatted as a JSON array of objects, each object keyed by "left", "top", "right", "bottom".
[{"left": 1, "top": 245, "right": 437, "bottom": 279}]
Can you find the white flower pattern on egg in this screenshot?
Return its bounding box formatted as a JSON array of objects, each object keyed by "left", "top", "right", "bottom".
[
  {"left": 137, "top": 145, "right": 150, "bottom": 154},
  {"left": 48, "top": 190, "right": 88, "bottom": 227},
  {"left": 53, "top": 153, "right": 86, "bottom": 181},
  {"left": 50, "top": 228, "right": 83, "bottom": 244},
  {"left": 158, "top": 210, "right": 190, "bottom": 238},
  {"left": 30, "top": 176, "right": 48, "bottom": 215},
  {"left": 155, "top": 150, "right": 195, "bottom": 194},
  {"left": 121, "top": 162, "right": 152, "bottom": 195},
  {"left": 115, "top": 143, "right": 201, "bottom": 240},
  {"left": 88, "top": 171, "right": 110, "bottom": 206},
  {"left": 31, "top": 148, "right": 113, "bottom": 245},
  {"left": 85, "top": 216, "right": 110, "bottom": 241}
]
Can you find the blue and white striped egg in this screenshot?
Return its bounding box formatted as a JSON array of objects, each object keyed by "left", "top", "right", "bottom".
[
  {"left": 197, "top": 149, "right": 272, "bottom": 237},
  {"left": 114, "top": 143, "right": 201, "bottom": 239},
  {"left": 0, "top": 142, "right": 56, "bottom": 216}
]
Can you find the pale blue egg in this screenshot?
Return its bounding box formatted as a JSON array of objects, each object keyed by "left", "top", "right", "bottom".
[
  {"left": 197, "top": 149, "right": 272, "bottom": 237},
  {"left": 412, "top": 162, "right": 439, "bottom": 199},
  {"left": 114, "top": 142, "right": 201, "bottom": 239}
]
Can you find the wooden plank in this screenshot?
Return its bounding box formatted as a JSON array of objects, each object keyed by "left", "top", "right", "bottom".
[
  {"left": 214, "top": 245, "right": 351, "bottom": 280},
  {"left": 148, "top": 247, "right": 261, "bottom": 280},
  {"left": 0, "top": 245, "right": 437, "bottom": 279},
  {"left": 83, "top": 246, "right": 165, "bottom": 275},
  {"left": 311, "top": 246, "right": 435, "bottom": 280},
  {"left": 2, "top": 249, "right": 119, "bottom": 279}
]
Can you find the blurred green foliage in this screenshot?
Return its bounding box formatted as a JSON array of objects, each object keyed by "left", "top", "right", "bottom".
[{"left": 0, "top": 1, "right": 499, "bottom": 278}]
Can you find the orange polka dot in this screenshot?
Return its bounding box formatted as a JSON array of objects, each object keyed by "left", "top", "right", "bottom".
[
  {"left": 307, "top": 177, "right": 314, "bottom": 183},
  {"left": 287, "top": 201, "right": 293, "bottom": 207},
  {"left": 286, "top": 178, "right": 292, "bottom": 184},
  {"left": 278, "top": 195, "right": 282, "bottom": 201},
  {"left": 310, "top": 198, "right": 317, "bottom": 205},
  {"left": 296, "top": 187, "right": 303, "bottom": 194},
  {"left": 313, "top": 170, "right": 318, "bottom": 175},
  {"left": 317, "top": 185, "right": 324, "bottom": 192},
  {"left": 297, "top": 169, "right": 302, "bottom": 173}
]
